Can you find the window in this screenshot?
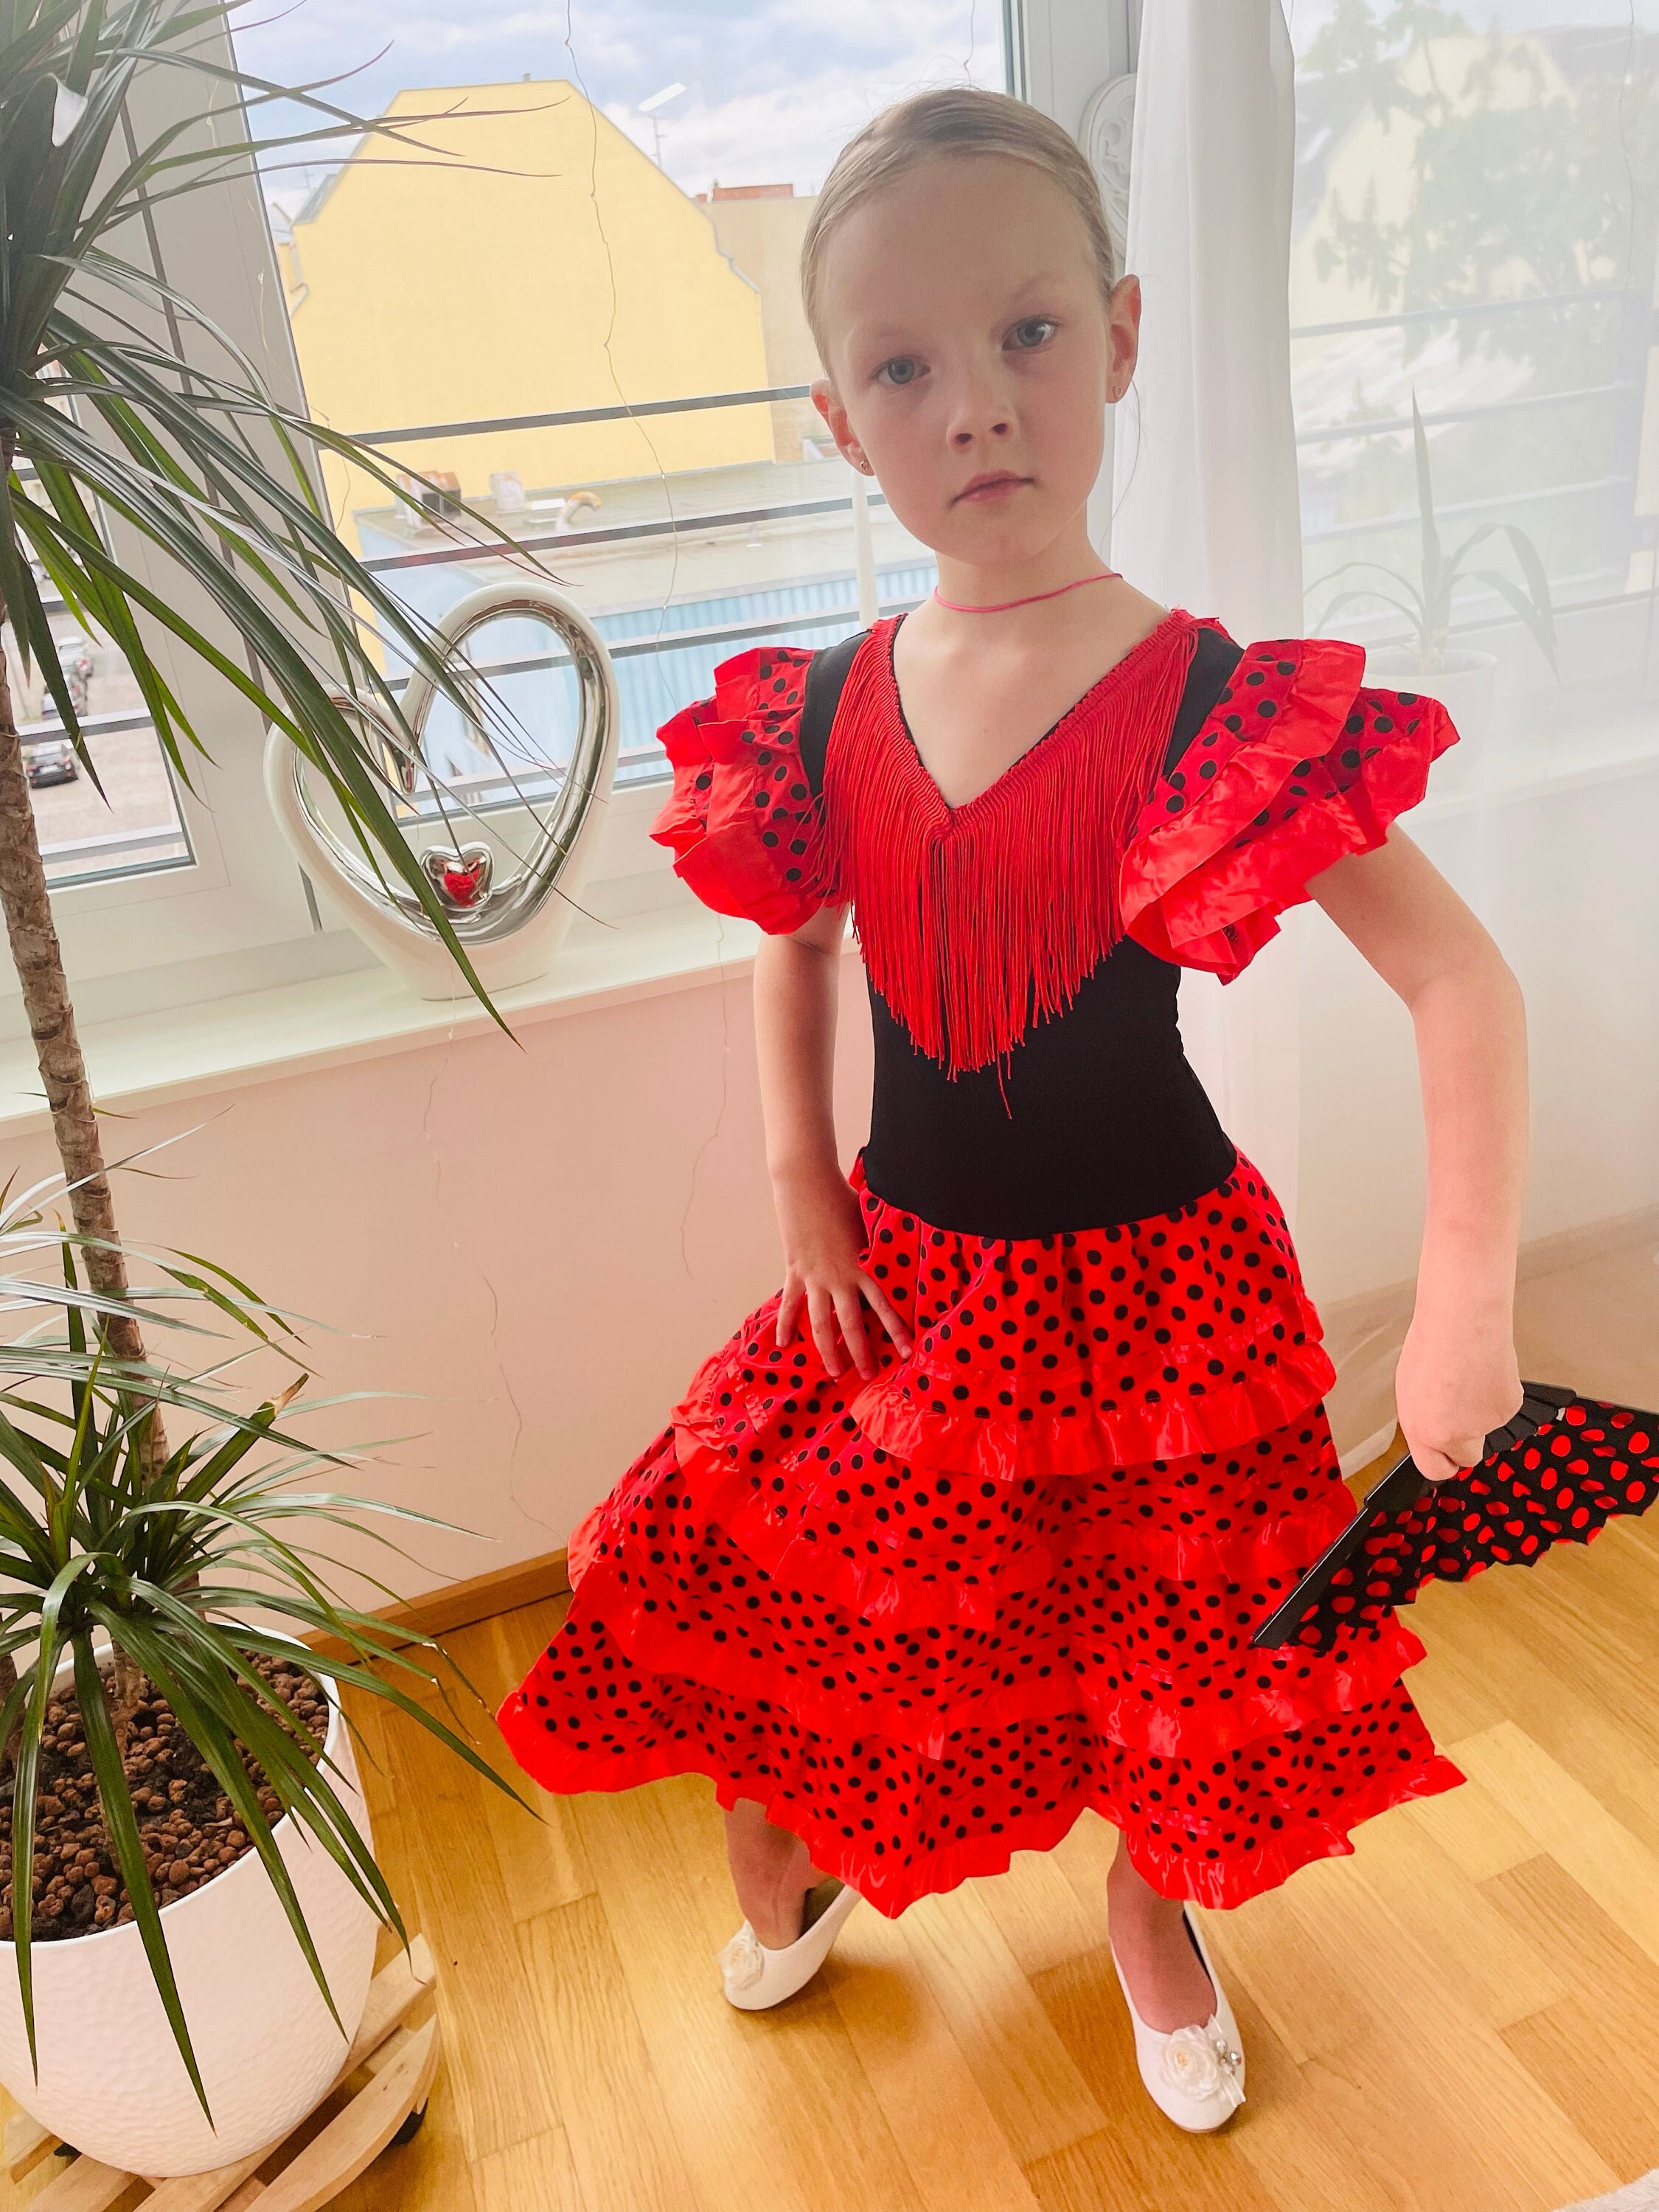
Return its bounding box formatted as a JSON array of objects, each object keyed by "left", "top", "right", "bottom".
[
  {"left": 244, "top": 10, "right": 1007, "bottom": 840},
  {"left": 1285, "top": 0, "right": 1659, "bottom": 1341},
  {"left": 4, "top": 546, "right": 192, "bottom": 890},
  {"left": 1287, "top": 1, "right": 1658, "bottom": 779},
  {"left": 0, "top": 6, "right": 1015, "bottom": 1020}
]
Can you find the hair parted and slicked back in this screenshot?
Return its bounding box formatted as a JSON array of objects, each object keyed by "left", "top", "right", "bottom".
[{"left": 800, "top": 87, "right": 1119, "bottom": 376}]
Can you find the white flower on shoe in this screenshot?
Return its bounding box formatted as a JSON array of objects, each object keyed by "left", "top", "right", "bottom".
[
  {"left": 1158, "top": 2023, "right": 1246, "bottom": 2112},
  {"left": 717, "top": 1922, "right": 767, "bottom": 1994}
]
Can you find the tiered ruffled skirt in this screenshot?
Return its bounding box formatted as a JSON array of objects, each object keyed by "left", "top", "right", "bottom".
[{"left": 498, "top": 1152, "right": 1466, "bottom": 1913}]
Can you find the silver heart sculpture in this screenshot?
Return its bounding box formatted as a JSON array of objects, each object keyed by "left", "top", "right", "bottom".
[{"left": 264, "top": 580, "right": 619, "bottom": 998}]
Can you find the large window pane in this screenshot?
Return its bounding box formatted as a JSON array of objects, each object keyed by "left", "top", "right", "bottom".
[
  {"left": 1286, "top": 3, "right": 1659, "bottom": 1425},
  {"left": 234, "top": 8, "right": 1006, "bottom": 818},
  {"left": 4, "top": 537, "right": 193, "bottom": 892},
  {"left": 1289, "top": 4, "right": 1657, "bottom": 778}
]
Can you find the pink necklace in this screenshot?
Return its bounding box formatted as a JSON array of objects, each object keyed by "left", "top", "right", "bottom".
[{"left": 932, "top": 568, "right": 1120, "bottom": 615}]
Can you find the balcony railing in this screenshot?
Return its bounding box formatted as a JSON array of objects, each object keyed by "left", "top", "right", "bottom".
[
  {"left": 344, "top": 383, "right": 818, "bottom": 446},
  {"left": 358, "top": 490, "right": 890, "bottom": 576},
  {"left": 23, "top": 312, "right": 1654, "bottom": 866}
]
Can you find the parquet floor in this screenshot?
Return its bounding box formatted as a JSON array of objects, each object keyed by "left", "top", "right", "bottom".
[
  {"left": 4, "top": 1240, "right": 1655, "bottom": 2212},
  {"left": 313, "top": 1484, "right": 1659, "bottom": 2212}
]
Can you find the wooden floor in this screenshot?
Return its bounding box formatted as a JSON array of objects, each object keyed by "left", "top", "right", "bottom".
[
  {"left": 304, "top": 1242, "right": 1659, "bottom": 2212},
  {"left": 335, "top": 1506, "right": 1659, "bottom": 2212},
  {"left": 11, "top": 1553, "right": 1659, "bottom": 2212},
  {"left": 4, "top": 1242, "right": 1656, "bottom": 2212}
]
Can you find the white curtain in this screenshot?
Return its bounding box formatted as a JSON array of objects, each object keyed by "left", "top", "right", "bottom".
[
  {"left": 1107, "top": 1, "right": 1307, "bottom": 1231},
  {"left": 1110, "top": 1, "right": 1659, "bottom": 1470}
]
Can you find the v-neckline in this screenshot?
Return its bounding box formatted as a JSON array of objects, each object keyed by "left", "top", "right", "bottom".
[{"left": 882, "top": 606, "right": 1192, "bottom": 823}]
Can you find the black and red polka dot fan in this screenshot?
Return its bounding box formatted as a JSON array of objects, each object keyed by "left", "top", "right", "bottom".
[{"left": 1250, "top": 1382, "right": 1659, "bottom": 1654}]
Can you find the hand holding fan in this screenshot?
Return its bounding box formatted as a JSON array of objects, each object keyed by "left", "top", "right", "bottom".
[{"left": 1250, "top": 1381, "right": 1659, "bottom": 1653}]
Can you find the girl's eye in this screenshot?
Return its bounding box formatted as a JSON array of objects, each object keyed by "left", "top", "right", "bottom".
[
  {"left": 1008, "top": 316, "right": 1057, "bottom": 351},
  {"left": 875, "top": 355, "right": 924, "bottom": 389}
]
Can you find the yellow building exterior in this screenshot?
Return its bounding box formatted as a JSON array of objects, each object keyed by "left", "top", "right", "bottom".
[
  {"left": 277, "top": 81, "right": 774, "bottom": 539},
  {"left": 697, "top": 184, "right": 824, "bottom": 462}
]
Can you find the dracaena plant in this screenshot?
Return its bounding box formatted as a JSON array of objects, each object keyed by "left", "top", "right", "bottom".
[
  {"left": 0, "top": 0, "right": 547, "bottom": 2117},
  {"left": 1311, "top": 389, "right": 1560, "bottom": 678},
  {"left": 0, "top": 1151, "right": 520, "bottom": 2114},
  {"left": 0, "top": 0, "right": 538, "bottom": 1398}
]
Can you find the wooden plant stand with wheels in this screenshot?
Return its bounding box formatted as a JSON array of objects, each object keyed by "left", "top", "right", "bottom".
[{"left": 1, "top": 1938, "right": 439, "bottom": 2212}]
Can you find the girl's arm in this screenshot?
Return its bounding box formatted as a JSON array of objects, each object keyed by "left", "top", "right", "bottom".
[
  {"left": 753, "top": 902, "right": 914, "bottom": 1379},
  {"left": 1310, "top": 826, "right": 1528, "bottom": 1483}
]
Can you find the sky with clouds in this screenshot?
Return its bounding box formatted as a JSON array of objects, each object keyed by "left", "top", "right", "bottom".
[
  {"left": 234, "top": 1, "right": 1655, "bottom": 225},
  {"left": 234, "top": 0, "right": 1010, "bottom": 223}
]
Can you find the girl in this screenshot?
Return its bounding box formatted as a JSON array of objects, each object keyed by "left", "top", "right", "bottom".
[{"left": 498, "top": 86, "right": 1528, "bottom": 2133}]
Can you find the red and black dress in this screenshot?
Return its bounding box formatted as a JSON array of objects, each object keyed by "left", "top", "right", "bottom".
[{"left": 498, "top": 605, "right": 1470, "bottom": 1915}]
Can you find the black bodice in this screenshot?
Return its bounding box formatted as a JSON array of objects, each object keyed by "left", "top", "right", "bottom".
[{"left": 799, "top": 622, "right": 1244, "bottom": 1240}]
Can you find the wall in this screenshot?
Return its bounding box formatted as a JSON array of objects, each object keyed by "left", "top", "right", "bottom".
[
  {"left": 1297, "top": 755, "right": 1659, "bottom": 1310},
  {"left": 1293, "top": 687, "right": 1659, "bottom": 1463},
  {"left": 4, "top": 947, "right": 874, "bottom": 1611}
]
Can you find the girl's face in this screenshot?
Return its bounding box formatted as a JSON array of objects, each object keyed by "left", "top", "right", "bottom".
[{"left": 811, "top": 153, "right": 1138, "bottom": 574}]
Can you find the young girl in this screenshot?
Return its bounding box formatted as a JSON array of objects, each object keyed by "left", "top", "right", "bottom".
[{"left": 498, "top": 86, "right": 1528, "bottom": 2133}]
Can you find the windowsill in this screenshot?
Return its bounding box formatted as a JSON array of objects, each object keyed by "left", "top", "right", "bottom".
[
  {"left": 0, "top": 898, "right": 796, "bottom": 1138},
  {"left": 3, "top": 728, "right": 1650, "bottom": 1140}
]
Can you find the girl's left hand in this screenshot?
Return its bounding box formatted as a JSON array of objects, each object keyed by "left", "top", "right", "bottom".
[{"left": 1394, "top": 1313, "right": 1523, "bottom": 1485}]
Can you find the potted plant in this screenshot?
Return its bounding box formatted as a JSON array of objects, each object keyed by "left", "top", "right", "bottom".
[
  {"left": 0, "top": 1158, "right": 507, "bottom": 2173},
  {"left": 1309, "top": 391, "right": 1560, "bottom": 781},
  {"left": 0, "top": 0, "right": 543, "bottom": 2172}
]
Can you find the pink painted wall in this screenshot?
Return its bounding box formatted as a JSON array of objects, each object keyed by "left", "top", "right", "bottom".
[{"left": 9, "top": 953, "right": 874, "bottom": 1609}]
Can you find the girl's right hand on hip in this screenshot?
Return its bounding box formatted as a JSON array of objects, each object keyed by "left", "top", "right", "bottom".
[{"left": 773, "top": 1166, "right": 914, "bottom": 1380}]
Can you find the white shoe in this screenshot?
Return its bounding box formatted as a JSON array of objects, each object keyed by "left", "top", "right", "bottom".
[
  {"left": 1110, "top": 1905, "right": 1247, "bottom": 2132},
  {"left": 717, "top": 1877, "right": 861, "bottom": 2011}
]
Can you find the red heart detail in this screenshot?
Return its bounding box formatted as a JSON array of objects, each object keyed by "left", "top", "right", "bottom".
[{"left": 442, "top": 864, "right": 485, "bottom": 905}]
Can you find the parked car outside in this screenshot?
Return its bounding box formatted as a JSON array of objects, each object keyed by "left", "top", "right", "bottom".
[
  {"left": 24, "top": 737, "right": 79, "bottom": 787},
  {"left": 59, "top": 633, "right": 94, "bottom": 714}
]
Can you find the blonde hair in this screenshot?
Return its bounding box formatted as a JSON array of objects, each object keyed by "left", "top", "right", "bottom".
[{"left": 801, "top": 87, "right": 1119, "bottom": 375}]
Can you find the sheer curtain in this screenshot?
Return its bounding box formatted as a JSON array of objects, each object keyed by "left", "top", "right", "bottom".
[
  {"left": 1113, "top": 0, "right": 1659, "bottom": 1470},
  {"left": 1108, "top": 0, "right": 1307, "bottom": 1262}
]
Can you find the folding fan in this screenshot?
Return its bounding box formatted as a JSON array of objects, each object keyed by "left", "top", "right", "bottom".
[{"left": 1250, "top": 1381, "right": 1659, "bottom": 1653}]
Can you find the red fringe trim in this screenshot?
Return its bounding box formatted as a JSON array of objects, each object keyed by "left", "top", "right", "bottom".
[{"left": 815, "top": 611, "right": 1201, "bottom": 1076}]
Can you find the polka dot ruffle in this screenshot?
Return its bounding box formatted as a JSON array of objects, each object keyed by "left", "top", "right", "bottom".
[
  {"left": 498, "top": 1153, "right": 1464, "bottom": 1914},
  {"left": 646, "top": 647, "right": 838, "bottom": 935},
  {"left": 664, "top": 1150, "right": 1338, "bottom": 1626},
  {"left": 1119, "top": 632, "right": 1459, "bottom": 979},
  {"left": 498, "top": 1599, "right": 1464, "bottom": 1916}
]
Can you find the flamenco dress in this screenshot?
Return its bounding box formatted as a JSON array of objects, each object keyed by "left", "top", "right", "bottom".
[{"left": 497, "top": 604, "right": 1471, "bottom": 1916}]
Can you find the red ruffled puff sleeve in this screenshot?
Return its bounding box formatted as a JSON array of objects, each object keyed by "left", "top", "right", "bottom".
[
  {"left": 1118, "top": 629, "right": 1460, "bottom": 979},
  {"left": 647, "top": 644, "right": 841, "bottom": 935}
]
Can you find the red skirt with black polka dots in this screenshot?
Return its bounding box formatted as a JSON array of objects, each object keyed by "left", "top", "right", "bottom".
[{"left": 498, "top": 1152, "right": 1466, "bottom": 1915}]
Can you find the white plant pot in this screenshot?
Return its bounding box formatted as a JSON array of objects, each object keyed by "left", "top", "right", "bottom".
[
  {"left": 1362, "top": 644, "right": 1498, "bottom": 789},
  {"left": 0, "top": 1657, "right": 377, "bottom": 2176}
]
